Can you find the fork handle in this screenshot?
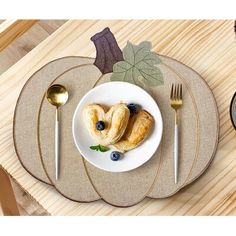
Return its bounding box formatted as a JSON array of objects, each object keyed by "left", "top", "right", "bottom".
[{"left": 174, "top": 111, "right": 179, "bottom": 184}]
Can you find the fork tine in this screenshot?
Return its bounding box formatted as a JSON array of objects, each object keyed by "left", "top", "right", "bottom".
[
  {"left": 180, "top": 84, "right": 182, "bottom": 100},
  {"left": 176, "top": 84, "right": 179, "bottom": 100},
  {"left": 170, "top": 84, "right": 174, "bottom": 99},
  {"left": 171, "top": 84, "right": 183, "bottom": 101},
  {"left": 178, "top": 84, "right": 180, "bottom": 100},
  {"left": 174, "top": 84, "right": 177, "bottom": 100}
]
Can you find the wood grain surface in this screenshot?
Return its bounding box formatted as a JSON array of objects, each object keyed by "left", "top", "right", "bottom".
[
  {"left": 0, "top": 20, "right": 38, "bottom": 52},
  {"left": 0, "top": 20, "right": 66, "bottom": 216},
  {"left": 0, "top": 20, "right": 236, "bottom": 215},
  {"left": 0, "top": 20, "right": 66, "bottom": 73}
]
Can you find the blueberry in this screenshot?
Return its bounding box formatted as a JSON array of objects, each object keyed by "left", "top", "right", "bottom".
[
  {"left": 110, "top": 151, "right": 121, "bottom": 161},
  {"left": 96, "top": 121, "right": 105, "bottom": 131},
  {"left": 127, "top": 103, "right": 140, "bottom": 114}
]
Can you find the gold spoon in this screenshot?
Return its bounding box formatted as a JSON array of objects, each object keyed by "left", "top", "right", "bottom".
[{"left": 46, "top": 84, "right": 68, "bottom": 180}]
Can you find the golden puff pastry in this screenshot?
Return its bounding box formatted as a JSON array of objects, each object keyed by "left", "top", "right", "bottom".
[
  {"left": 83, "top": 103, "right": 130, "bottom": 146},
  {"left": 113, "top": 110, "right": 154, "bottom": 152}
]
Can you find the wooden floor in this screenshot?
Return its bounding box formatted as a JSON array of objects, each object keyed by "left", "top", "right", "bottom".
[{"left": 0, "top": 20, "right": 66, "bottom": 216}]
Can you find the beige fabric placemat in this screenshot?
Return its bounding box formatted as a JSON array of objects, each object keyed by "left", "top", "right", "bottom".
[
  {"left": 161, "top": 56, "right": 219, "bottom": 186},
  {"left": 148, "top": 56, "right": 219, "bottom": 198},
  {"left": 39, "top": 64, "right": 103, "bottom": 201},
  {"left": 13, "top": 57, "right": 100, "bottom": 201},
  {"left": 36, "top": 56, "right": 218, "bottom": 206}
]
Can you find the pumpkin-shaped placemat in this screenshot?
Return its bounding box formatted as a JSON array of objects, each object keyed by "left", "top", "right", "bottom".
[{"left": 14, "top": 28, "right": 219, "bottom": 207}]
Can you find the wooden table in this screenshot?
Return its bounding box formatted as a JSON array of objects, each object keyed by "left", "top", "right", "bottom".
[{"left": 0, "top": 20, "right": 236, "bottom": 215}]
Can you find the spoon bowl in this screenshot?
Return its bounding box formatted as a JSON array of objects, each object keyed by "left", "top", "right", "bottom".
[{"left": 46, "top": 84, "right": 68, "bottom": 107}]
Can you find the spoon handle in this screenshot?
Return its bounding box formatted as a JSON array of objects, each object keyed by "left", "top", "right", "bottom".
[{"left": 55, "top": 108, "right": 60, "bottom": 180}]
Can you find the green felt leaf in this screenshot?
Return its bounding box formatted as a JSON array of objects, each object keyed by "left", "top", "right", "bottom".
[{"left": 111, "top": 41, "right": 163, "bottom": 87}]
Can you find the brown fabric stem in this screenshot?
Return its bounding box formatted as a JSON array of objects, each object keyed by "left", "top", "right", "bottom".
[{"left": 91, "top": 27, "right": 123, "bottom": 74}]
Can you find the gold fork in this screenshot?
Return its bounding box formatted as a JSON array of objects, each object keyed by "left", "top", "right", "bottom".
[{"left": 170, "top": 84, "right": 183, "bottom": 184}]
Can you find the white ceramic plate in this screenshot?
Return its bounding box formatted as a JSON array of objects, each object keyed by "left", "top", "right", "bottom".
[{"left": 72, "top": 82, "right": 163, "bottom": 172}]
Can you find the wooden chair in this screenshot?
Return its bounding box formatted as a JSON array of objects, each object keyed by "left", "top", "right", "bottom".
[{"left": 0, "top": 167, "right": 19, "bottom": 216}]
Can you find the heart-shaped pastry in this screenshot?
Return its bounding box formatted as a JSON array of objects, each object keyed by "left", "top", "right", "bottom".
[
  {"left": 113, "top": 110, "right": 154, "bottom": 152},
  {"left": 83, "top": 103, "right": 130, "bottom": 146}
]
